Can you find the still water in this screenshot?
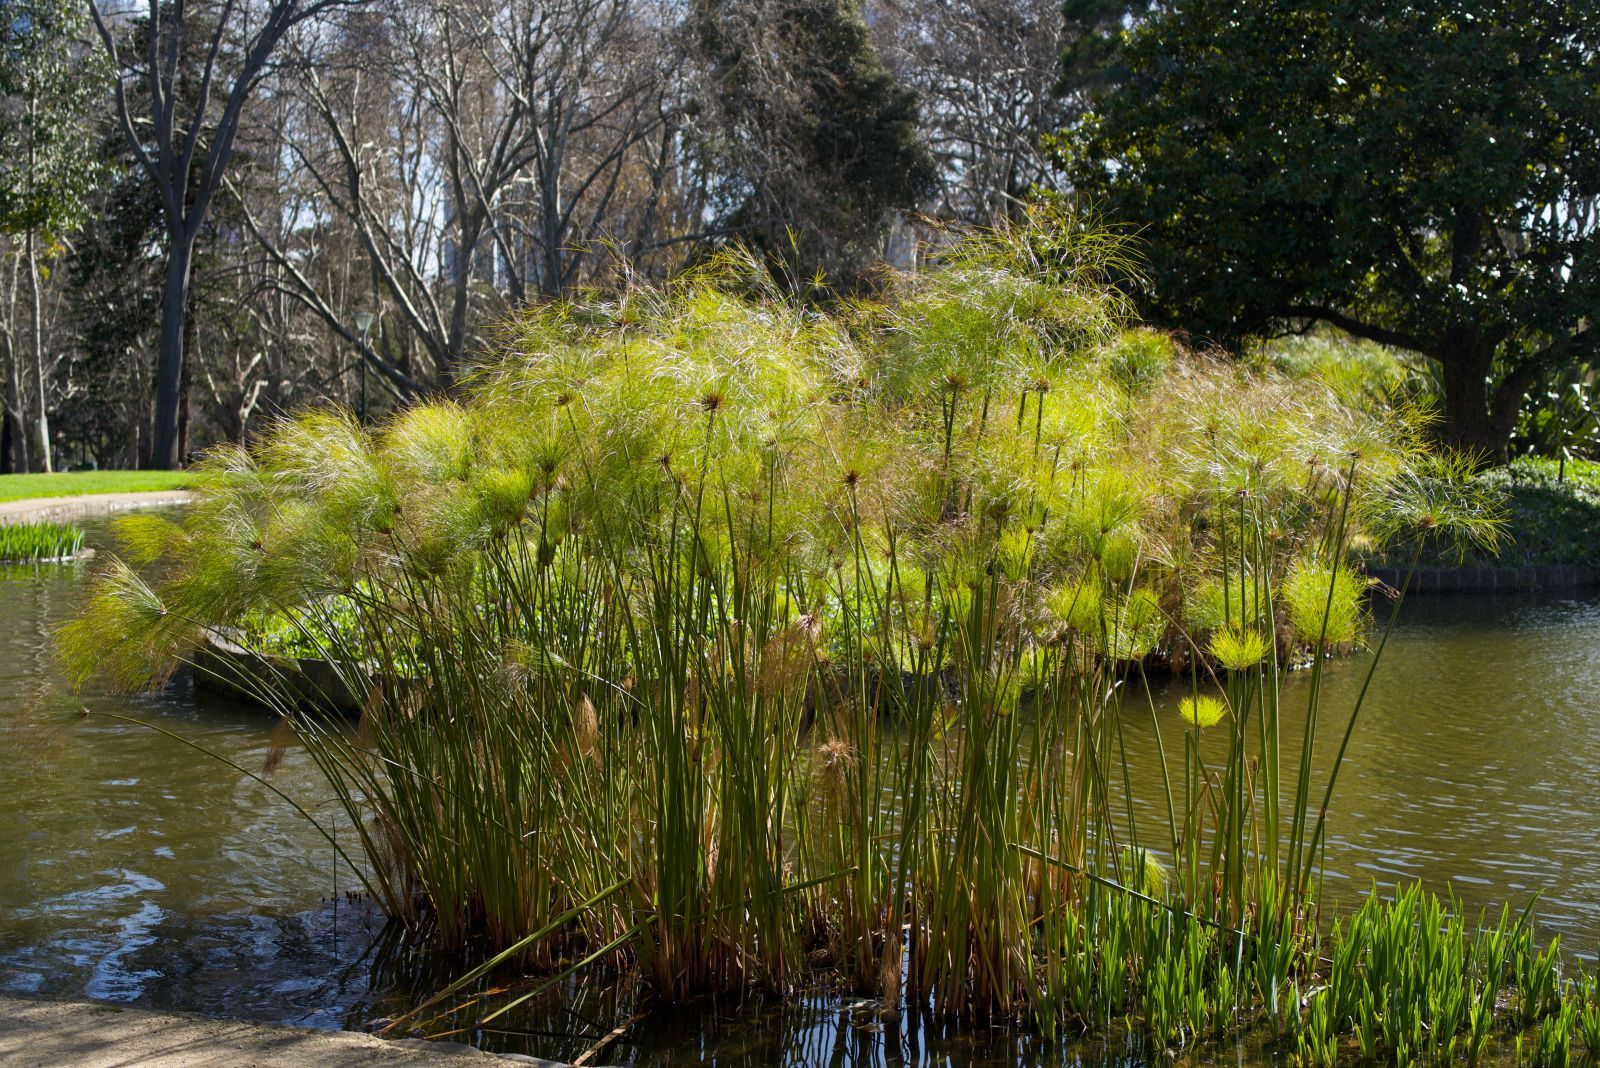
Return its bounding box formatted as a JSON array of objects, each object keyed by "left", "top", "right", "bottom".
[
  {"left": 2, "top": 519, "right": 1598, "bottom": 1063},
  {"left": 1121, "top": 593, "right": 1600, "bottom": 952}
]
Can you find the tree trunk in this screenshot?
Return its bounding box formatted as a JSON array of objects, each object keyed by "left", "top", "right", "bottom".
[
  {"left": 25, "top": 231, "right": 52, "bottom": 473},
  {"left": 0, "top": 329, "right": 26, "bottom": 474},
  {"left": 148, "top": 233, "right": 195, "bottom": 470},
  {"left": 442, "top": 212, "right": 488, "bottom": 389},
  {"left": 1438, "top": 340, "right": 1507, "bottom": 463},
  {"left": 178, "top": 305, "right": 196, "bottom": 464}
]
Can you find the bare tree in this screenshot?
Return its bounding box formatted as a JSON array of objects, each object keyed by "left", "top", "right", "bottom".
[
  {"left": 231, "top": 0, "right": 676, "bottom": 392},
  {"left": 89, "top": 0, "right": 363, "bottom": 468},
  {"left": 476, "top": 0, "right": 676, "bottom": 299},
  {"left": 24, "top": 0, "right": 985, "bottom": 466},
  {"left": 871, "top": 0, "right": 1070, "bottom": 224}
]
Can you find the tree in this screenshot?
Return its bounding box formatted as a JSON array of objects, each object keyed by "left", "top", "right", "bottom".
[
  {"left": 232, "top": 0, "right": 676, "bottom": 391},
  {"left": 89, "top": 0, "right": 360, "bottom": 469},
  {"left": 686, "top": 0, "right": 936, "bottom": 284},
  {"left": 1055, "top": 0, "right": 1154, "bottom": 103},
  {"left": 1057, "top": 0, "right": 1600, "bottom": 458},
  {"left": 871, "top": 0, "right": 1072, "bottom": 225},
  {"left": 1, "top": 0, "right": 105, "bottom": 471}
]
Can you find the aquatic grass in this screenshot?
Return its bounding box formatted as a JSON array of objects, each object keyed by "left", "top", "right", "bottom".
[
  {"left": 56, "top": 210, "right": 1515, "bottom": 1046},
  {"left": 1286, "top": 887, "right": 1600, "bottom": 1068},
  {"left": 0, "top": 520, "right": 86, "bottom": 562}
]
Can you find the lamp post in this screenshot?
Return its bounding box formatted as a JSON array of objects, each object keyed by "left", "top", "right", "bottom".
[{"left": 353, "top": 311, "right": 375, "bottom": 422}]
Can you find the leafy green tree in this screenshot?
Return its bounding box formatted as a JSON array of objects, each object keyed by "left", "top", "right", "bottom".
[
  {"left": 687, "top": 0, "right": 936, "bottom": 285},
  {"left": 1056, "top": 0, "right": 1600, "bottom": 458},
  {"left": 1, "top": 0, "right": 105, "bottom": 471},
  {"left": 1057, "top": 0, "right": 1153, "bottom": 101}
]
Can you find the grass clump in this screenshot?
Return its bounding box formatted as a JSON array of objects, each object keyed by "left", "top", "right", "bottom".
[
  {"left": 59, "top": 210, "right": 1505, "bottom": 1043},
  {"left": 0, "top": 520, "right": 86, "bottom": 562},
  {"left": 1289, "top": 886, "right": 1598, "bottom": 1068}
]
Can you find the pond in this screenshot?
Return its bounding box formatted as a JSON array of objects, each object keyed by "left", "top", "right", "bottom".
[
  {"left": 1122, "top": 592, "right": 1600, "bottom": 951},
  {"left": 3, "top": 516, "right": 1598, "bottom": 1064}
]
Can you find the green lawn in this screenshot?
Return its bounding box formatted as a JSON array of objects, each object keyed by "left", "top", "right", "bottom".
[{"left": 0, "top": 470, "right": 196, "bottom": 504}]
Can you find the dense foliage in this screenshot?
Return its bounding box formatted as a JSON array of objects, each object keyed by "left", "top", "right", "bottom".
[
  {"left": 688, "top": 0, "right": 937, "bottom": 284},
  {"left": 1055, "top": 0, "right": 1600, "bottom": 458},
  {"left": 61, "top": 217, "right": 1498, "bottom": 1037},
  {"left": 1452, "top": 458, "right": 1600, "bottom": 570},
  {"left": 0, "top": 0, "right": 104, "bottom": 238},
  {"left": 1, "top": 0, "right": 108, "bottom": 472}
]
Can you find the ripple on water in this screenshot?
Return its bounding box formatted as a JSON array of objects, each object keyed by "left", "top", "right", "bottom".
[{"left": 84, "top": 899, "right": 165, "bottom": 1001}]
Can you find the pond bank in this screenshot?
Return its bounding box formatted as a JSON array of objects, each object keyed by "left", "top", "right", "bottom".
[
  {"left": 1368, "top": 562, "right": 1598, "bottom": 592},
  {"left": 0, "top": 996, "right": 570, "bottom": 1068},
  {"left": 0, "top": 490, "right": 192, "bottom": 526},
  {"left": 1363, "top": 458, "right": 1600, "bottom": 592}
]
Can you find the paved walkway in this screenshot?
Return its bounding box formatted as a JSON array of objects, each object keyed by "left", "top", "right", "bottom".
[
  {"left": 0, "top": 490, "right": 193, "bottom": 526},
  {"left": 0, "top": 996, "right": 564, "bottom": 1067}
]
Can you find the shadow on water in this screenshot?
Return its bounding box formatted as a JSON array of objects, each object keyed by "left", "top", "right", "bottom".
[{"left": 2, "top": 517, "right": 1597, "bottom": 1063}]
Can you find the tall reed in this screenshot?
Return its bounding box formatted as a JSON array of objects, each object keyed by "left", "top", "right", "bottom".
[{"left": 60, "top": 209, "right": 1501, "bottom": 1035}]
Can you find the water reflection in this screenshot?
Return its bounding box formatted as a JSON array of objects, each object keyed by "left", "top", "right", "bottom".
[
  {"left": 0, "top": 516, "right": 358, "bottom": 1020},
  {"left": 1204, "top": 593, "right": 1600, "bottom": 948}
]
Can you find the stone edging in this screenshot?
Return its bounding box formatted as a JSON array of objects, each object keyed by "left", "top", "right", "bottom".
[
  {"left": 0, "top": 490, "right": 193, "bottom": 526},
  {"left": 1366, "top": 563, "right": 1598, "bottom": 593}
]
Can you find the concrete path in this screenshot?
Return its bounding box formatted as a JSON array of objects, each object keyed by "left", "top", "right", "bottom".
[
  {"left": 0, "top": 996, "right": 566, "bottom": 1067},
  {"left": 0, "top": 490, "right": 192, "bottom": 526}
]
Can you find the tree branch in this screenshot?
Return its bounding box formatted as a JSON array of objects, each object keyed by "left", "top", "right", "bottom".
[{"left": 1277, "top": 304, "right": 1433, "bottom": 358}]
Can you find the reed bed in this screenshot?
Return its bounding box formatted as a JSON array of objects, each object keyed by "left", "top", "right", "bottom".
[
  {"left": 61, "top": 212, "right": 1538, "bottom": 1052},
  {"left": 0, "top": 520, "right": 86, "bottom": 562}
]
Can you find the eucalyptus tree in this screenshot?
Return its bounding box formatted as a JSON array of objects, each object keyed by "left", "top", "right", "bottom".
[
  {"left": 88, "top": 0, "right": 366, "bottom": 469},
  {"left": 1058, "top": 0, "right": 1600, "bottom": 458},
  {"left": 1, "top": 0, "right": 106, "bottom": 471}
]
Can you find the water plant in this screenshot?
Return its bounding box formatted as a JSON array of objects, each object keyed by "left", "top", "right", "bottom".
[
  {"left": 58, "top": 209, "right": 1509, "bottom": 1046},
  {"left": 0, "top": 520, "right": 85, "bottom": 562}
]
